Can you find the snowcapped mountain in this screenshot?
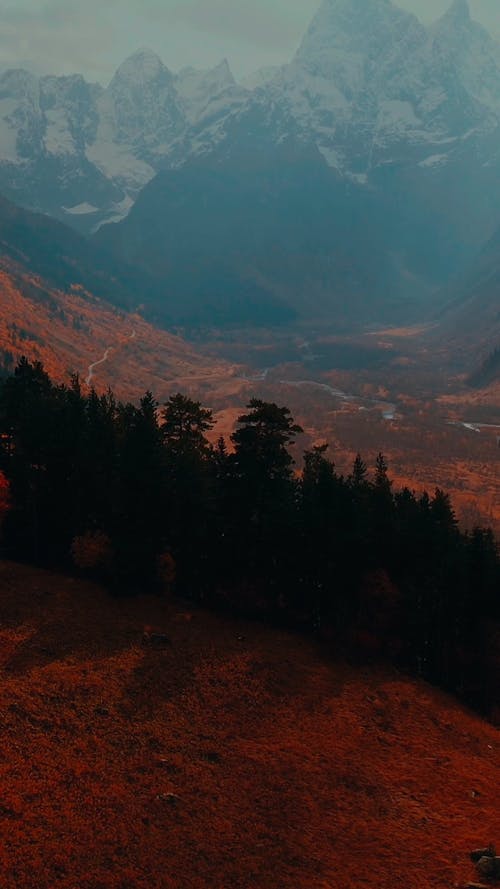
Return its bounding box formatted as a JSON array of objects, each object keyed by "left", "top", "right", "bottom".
[
  {"left": 0, "top": 68, "right": 123, "bottom": 230},
  {"left": 1, "top": 0, "right": 500, "bottom": 321},
  {"left": 2, "top": 0, "right": 500, "bottom": 232},
  {"left": 0, "top": 51, "right": 248, "bottom": 232},
  {"left": 87, "top": 49, "right": 183, "bottom": 194},
  {"left": 175, "top": 59, "right": 243, "bottom": 125},
  {"left": 240, "top": 67, "right": 281, "bottom": 92},
  {"left": 259, "top": 0, "right": 500, "bottom": 180}
]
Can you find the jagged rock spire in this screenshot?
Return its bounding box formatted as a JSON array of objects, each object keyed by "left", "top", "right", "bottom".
[{"left": 111, "top": 48, "right": 170, "bottom": 87}]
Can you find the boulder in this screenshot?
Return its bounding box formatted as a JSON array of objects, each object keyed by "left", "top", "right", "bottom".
[
  {"left": 476, "top": 856, "right": 496, "bottom": 878},
  {"left": 470, "top": 846, "right": 495, "bottom": 863}
]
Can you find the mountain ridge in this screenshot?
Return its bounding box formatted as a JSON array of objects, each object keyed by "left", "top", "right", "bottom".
[
  {"left": 2, "top": 0, "right": 500, "bottom": 328},
  {"left": 0, "top": 193, "right": 234, "bottom": 397},
  {"left": 0, "top": 0, "right": 499, "bottom": 232}
]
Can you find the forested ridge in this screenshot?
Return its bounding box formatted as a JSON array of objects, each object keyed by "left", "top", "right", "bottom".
[{"left": 0, "top": 358, "right": 498, "bottom": 717}]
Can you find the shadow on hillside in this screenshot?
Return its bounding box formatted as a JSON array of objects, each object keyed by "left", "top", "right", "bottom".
[{"left": 0, "top": 562, "right": 164, "bottom": 675}]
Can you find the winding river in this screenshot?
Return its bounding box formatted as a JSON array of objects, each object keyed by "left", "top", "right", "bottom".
[{"left": 277, "top": 378, "right": 397, "bottom": 421}]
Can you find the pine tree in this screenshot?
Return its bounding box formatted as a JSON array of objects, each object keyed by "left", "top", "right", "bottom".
[
  {"left": 299, "top": 444, "right": 342, "bottom": 628},
  {"left": 349, "top": 453, "right": 368, "bottom": 487},
  {"left": 112, "top": 392, "right": 165, "bottom": 589},
  {"left": 231, "top": 400, "right": 302, "bottom": 482},
  {"left": 161, "top": 394, "right": 215, "bottom": 596},
  {"left": 228, "top": 400, "right": 303, "bottom": 603},
  {"left": 161, "top": 394, "right": 214, "bottom": 458}
]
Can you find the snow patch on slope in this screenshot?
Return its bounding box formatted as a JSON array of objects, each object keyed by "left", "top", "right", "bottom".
[
  {"left": 418, "top": 153, "right": 449, "bottom": 168},
  {"left": 63, "top": 202, "right": 100, "bottom": 215}
]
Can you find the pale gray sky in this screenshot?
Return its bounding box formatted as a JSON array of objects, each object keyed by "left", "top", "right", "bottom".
[{"left": 0, "top": 0, "right": 499, "bottom": 83}]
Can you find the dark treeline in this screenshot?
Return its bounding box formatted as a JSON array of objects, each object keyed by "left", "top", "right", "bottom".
[{"left": 0, "top": 358, "right": 499, "bottom": 715}]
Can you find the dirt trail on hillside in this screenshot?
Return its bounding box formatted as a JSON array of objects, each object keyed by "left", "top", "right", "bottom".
[{"left": 85, "top": 329, "right": 136, "bottom": 387}]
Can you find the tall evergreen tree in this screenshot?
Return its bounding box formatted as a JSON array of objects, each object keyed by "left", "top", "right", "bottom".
[
  {"left": 228, "top": 400, "right": 303, "bottom": 603},
  {"left": 161, "top": 394, "right": 215, "bottom": 596},
  {"left": 112, "top": 392, "right": 166, "bottom": 589}
]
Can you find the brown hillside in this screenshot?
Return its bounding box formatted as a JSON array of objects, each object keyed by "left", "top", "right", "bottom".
[
  {"left": 0, "top": 561, "right": 498, "bottom": 889},
  {"left": 0, "top": 262, "right": 236, "bottom": 401}
]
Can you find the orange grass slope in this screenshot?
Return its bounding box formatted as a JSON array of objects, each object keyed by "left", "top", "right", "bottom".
[
  {"left": 0, "top": 561, "right": 498, "bottom": 889},
  {"left": 0, "top": 264, "right": 237, "bottom": 402}
]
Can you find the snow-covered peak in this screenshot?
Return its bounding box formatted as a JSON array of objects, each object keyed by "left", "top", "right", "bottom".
[
  {"left": 240, "top": 66, "right": 281, "bottom": 91},
  {"left": 2, "top": 0, "right": 500, "bottom": 238},
  {"left": 40, "top": 73, "right": 103, "bottom": 106},
  {"left": 439, "top": 0, "right": 471, "bottom": 27},
  {"left": 432, "top": 0, "right": 490, "bottom": 46},
  {"left": 177, "top": 60, "right": 235, "bottom": 96},
  {"left": 175, "top": 59, "right": 246, "bottom": 125},
  {"left": 110, "top": 48, "right": 171, "bottom": 88},
  {"left": 88, "top": 48, "right": 184, "bottom": 189},
  {"left": 295, "top": 0, "right": 425, "bottom": 89},
  {"left": 0, "top": 68, "right": 40, "bottom": 102},
  {"left": 428, "top": 0, "right": 500, "bottom": 114},
  {"left": 297, "top": 0, "right": 417, "bottom": 49},
  {"left": 213, "top": 59, "right": 235, "bottom": 87}
]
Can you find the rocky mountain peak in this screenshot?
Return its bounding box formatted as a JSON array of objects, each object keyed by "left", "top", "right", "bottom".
[
  {"left": 295, "top": 0, "right": 424, "bottom": 85},
  {"left": 174, "top": 59, "right": 244, "bottom": 126},
  {"left": 0, "top": 68, "right": 40, "bottom": 102},
  {"left": 240, "top": 66, "right": 281, "bottom": 91},
  {"left": 176, "top": 59, "right": 235, "bottom": 92},
  {"left": 441, "top": 0, "right": 471, "bottom": 26},
  {"left": 1, "top": 0, "right": 500, "bottom": 246},
  {"left": 428, "top": 0, "right": 500, "bottom": 115},
  {"left": 110, "top": 48, "right": 171, "bottom": 88},
  {"left": 213, "top": 59, "right": 235, "bottom": 86}
]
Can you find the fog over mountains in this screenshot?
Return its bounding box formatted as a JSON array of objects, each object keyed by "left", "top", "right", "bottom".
[{"left": 1, "top": 0, "right": 500, "bottom": 327}]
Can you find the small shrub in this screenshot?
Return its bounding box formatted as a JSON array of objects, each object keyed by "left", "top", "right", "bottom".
[{"left": 71, "top": 531, "right": 113, "bottom": 573}]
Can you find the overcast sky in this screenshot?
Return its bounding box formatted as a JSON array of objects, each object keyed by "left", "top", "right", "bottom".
[{"left": 0, "top": 0, "right": 499, "bottom": 83}]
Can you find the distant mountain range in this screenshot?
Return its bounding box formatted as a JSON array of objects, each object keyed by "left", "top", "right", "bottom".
[
  {"left": 0, "top": 52, "right": 246, "bottom": 233},
  {"left": 1, "top": 0, "right": 500, "bottom": 330}
]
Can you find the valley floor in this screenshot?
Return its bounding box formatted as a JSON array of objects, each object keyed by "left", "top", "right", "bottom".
[
  {"left": 0, "top": 562, "right": 498, "bottom": 888},
  {"left": 3, "top": 278, "right": 497, "bottom": 532},
  {"left": 202, "top": 323, "right": 500, "bottom": 532}
]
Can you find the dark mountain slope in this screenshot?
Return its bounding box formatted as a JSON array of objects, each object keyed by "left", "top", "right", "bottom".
[
  {"left": 0, "top": 192, "right": 232, "bottom": 396},
  {"left": 0, "top": 192, "right": 164, "bottom": 313},
  {"left": 436, "top": 223, "right": 500, "bottom": 351},
  {"left": 95, "top": 139, "right": 434, "bottom": 328}
]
